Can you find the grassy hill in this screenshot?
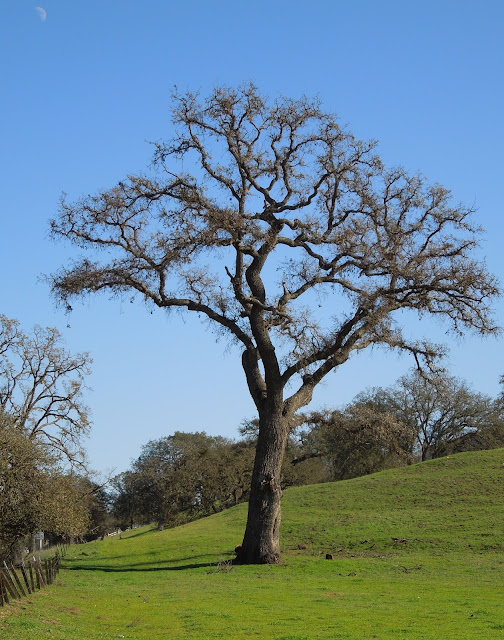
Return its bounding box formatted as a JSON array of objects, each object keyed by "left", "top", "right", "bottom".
[{"left": 1, "top": 449, "right": 504, "bottom": 639}]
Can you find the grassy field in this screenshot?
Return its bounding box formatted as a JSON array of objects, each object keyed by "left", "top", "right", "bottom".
[{"left": 1, "top": 449, "right": 504, "bottom": 639}]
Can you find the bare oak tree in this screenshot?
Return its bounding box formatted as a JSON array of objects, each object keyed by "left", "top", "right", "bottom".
[
  {"left": 49, "top": 85, "right": 499, "bottom": 563},
  {"left": 0, "top": 315, "right": 91, "bottom": 465}
]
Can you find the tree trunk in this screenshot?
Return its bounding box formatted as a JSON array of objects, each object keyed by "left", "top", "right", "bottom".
[{"left": 235, "top": 405, "right": 288, "bottom": 564}]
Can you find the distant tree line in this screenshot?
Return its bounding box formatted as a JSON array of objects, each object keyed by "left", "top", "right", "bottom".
[
  {"left": 109, "top": 370, "right": 504, "bottom": 531},
  {"left": 110, "top": 430, "right": 323, "bottom": 531},
  {"left": 292, "top": 371, "right": 504, "bottom": 481},
  {"left": 2, "top": 315, "right": 503, "bottom": 554}
]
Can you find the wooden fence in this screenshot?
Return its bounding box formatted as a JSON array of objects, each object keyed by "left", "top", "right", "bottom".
[{"left": 0, "top": 546, "right": 66, "bottom": 607}]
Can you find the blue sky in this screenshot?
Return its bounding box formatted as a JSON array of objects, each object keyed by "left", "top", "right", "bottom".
[{"left": 2, "top": 0, "right": 503, "bottom": 475}]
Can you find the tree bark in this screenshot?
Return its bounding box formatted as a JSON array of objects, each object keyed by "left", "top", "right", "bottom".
[{"left": 235, "top": 404, "right": 288, "bottom": 564}]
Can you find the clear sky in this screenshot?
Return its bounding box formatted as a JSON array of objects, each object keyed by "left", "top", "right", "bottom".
[{"left": 2, "top": 0, "right": 503, "bottom": 476}]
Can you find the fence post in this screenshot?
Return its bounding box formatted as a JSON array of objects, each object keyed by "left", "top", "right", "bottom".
[
  {"left": 0, "top": 570, "right": 6, "bottom": 607},
  {"left": 44, "top": 559, "right": 51, "bottom": 585},
  {"left": 1, "top": 566, "right": 19, "bottom": 600},
  {"left": 28, "top": 561, "right": 35, "bottom": 592},
  {"left": 0, "top": 551, "right": 61, "bottom": 607},
  {"left": 20, "top": 563, "right": 32, "bottom": 594},
  {"left": 9, "top": 564, "right": 27, "bottom": 598},
  {"left": 33, "top": 559, "right": 41, "bottom": 590},
  {"left": 37, "top": 558, "right": 46, "bottom": 587}
]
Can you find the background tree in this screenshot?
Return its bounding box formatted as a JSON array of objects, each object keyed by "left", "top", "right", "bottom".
[
  {"left": 68, "top": 477, "right": 114, "bottom": 542},
  {"left": 49, "top": 85, "right": 499, "bottom": 563},
  {"left": 357, "top": 371, "right": 501, "bottom": 460},
  {"left": 194, "top": 437, "right": 255, "bottom": 514},
  {"left": 292, "top": 404, "right": 415, "bottom": 480},
  {"left": 432, "top": 416, "right": 504, "bottom": 457},
  {"left": 110, "top": 470, "right": 144, "bottom": 531},
  {"left": 0, "top": 315, "right": 92, "bottom": 466}
]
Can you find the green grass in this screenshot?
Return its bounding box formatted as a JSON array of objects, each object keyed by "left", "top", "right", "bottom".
[{"left": 2, "top": 449, "right": 504, "bottom": 639}]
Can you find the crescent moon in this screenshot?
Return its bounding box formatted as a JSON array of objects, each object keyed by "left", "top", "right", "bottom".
[{"left": 35, "top": 6, "right": 47, "bottom": 21}]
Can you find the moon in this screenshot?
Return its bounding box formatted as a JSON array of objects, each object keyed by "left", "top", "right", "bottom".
[{"left": 35, "top": 6, "right": 47, "bottom": 21}]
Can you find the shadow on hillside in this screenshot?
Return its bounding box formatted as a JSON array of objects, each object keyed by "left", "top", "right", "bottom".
[
  {"left": 120, "top": 528, "right": 156, "bottom": 540},
  {"left": 65, "top": 553, "right": 229, "bottom": 572},
  {"left": 66, "top": 562, "right": 215, "bottom": 572}
]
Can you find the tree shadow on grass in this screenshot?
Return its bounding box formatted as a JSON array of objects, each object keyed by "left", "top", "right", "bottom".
[
  {"left": 64, "top": 553, "right": 231, "bottom": 572},
  {"left": 66, "top": 562, "right": 215, "bottom": 572},
  {"left": 119, "top": 528, "right": 157, "bottom": 540}
]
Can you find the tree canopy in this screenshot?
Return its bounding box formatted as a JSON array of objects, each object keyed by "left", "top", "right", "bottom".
[{"left": 49, "top": 85, "right": 499, "bottom": 563}]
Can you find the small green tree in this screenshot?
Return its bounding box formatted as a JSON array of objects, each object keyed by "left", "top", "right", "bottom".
[
  {"left": 0, "top": 413, "right": 47, "bottom": 560},
  {"left": 40, "top": 473, "right": 91, "bottom": 543},
  {"left": 0, "top": 411, "right": 90, "bottom": 560}
]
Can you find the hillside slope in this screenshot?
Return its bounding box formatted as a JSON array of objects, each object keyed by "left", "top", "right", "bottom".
[
  {"left": 1, "top": 449, "right": 504, "bottom": 640},
  {"left": 281, "top": 448, "right": 504, "bottom": 555}
]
